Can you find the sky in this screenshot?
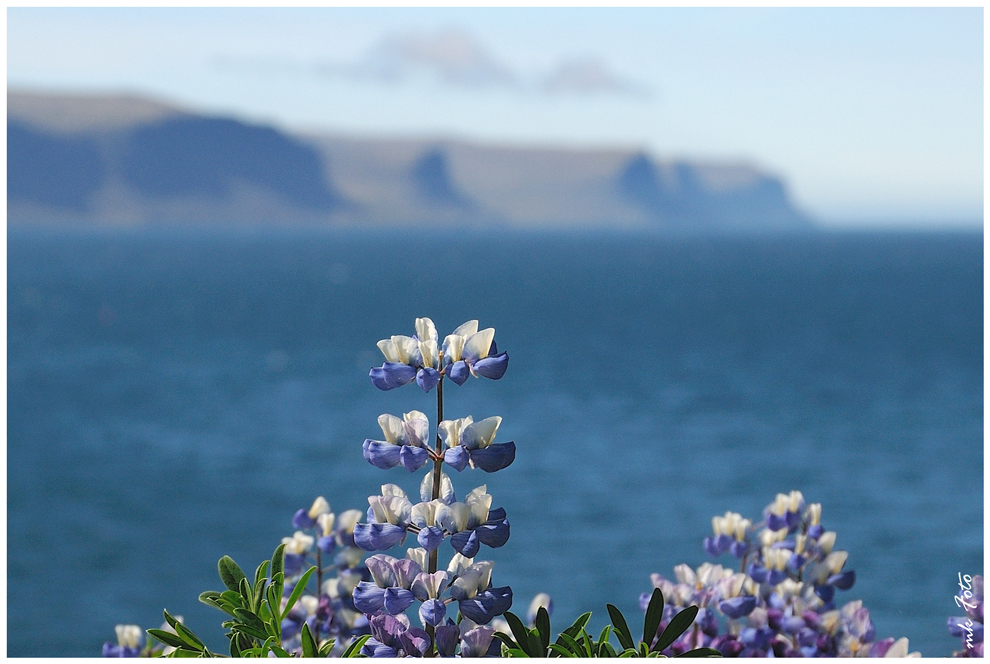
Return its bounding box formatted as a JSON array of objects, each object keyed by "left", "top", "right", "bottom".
[{"left": 6, "top": 7, "right": 984, "bottom": 227}]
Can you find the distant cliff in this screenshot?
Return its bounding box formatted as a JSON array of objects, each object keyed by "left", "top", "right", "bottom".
[{"left": 8, "top": 91, "right": 812, "bottom": 231}]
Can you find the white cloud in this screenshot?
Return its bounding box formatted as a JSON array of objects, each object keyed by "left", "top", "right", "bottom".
[{"left": 309, "top": 28, "right": 646, "bottom": 97}]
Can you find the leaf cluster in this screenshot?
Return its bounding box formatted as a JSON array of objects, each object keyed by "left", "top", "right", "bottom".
[
  {"left": 497, "top": 590, "right": 721, "bottom": 658},
  {"left": 146, "top": 544, "right": 365, "bottom": 658}
]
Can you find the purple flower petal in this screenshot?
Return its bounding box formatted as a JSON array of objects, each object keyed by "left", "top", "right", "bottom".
[
  {"left": 475, "top": 517, "right": 510, "bottom": 548},
  {"left": 443, "top": 446, "right": 469, "bottom": 472},
  {"left": 435, "top": 624, "right": 460, "bottom": 657},
  {"left": 370, "top": 362, "right": 417, "bottom": 391},
  {"left": 719, "top": 596, "right": 757, "bottom": 619},
  {"left": 469, "top": 442, "right": 516, "bottom": 472},
  {"left": 419, "top": 598, "right": 447, "bottom": 627},
  {"left": 450, "top": 530, "right": 480, "bottom": 558},
  {"left": 807, "top": 524, "right": 824, "bottom": 539},
  {"left": 460, "top": 626, "right": 496, "bottom": 657},
  {"left": 360, "top": 639, "right": 397, "bottom": 658},
  {"left": 362, "top": 440, "right": 402, "bottom": 470},
  {"left": 283, "top": 553, "right": 305, "bottom": 577},
  {"left": 317, "top": 535, "right": 336, "bottom": 554},
  {"left": 292, "top": 508, "right": 316, "bottom": 530},
  {"left": 730, "top": 540, "right": 749, "bottom": 558},
  {"left": 353, "top": 582, "right": 387, "bottom": 614},
  {"left": 473, "top": 352, "right": 508, "bottom": 380},
  {"left": 448, "top": 361, "right": 470, "bottom": 385},
  {"left": 459, "top": 586, "right": 512, "bottom": 624},
  {"left": 813, "top": 584, "right": 835, "bottom": 603},
  {"left": 383, "top": 587, "right": 416, "bottom": 615},
  {"left": 416, "top": 367, "right": 441, "bottom": 393},
  {"left": 400, "top": 627, "right": 432, "bottom": 657},
  {"left": 766, "top": 513, "right": 788, "bottom": 531},
  {"left": 703, "top": 536, "right": 721, "bottom": 558},
  {"left": 417, "top": 526, "right": 445, "bottom": 552},
  {"left": 827, "top": 570, "right": 855, "bottom": 590},
  {"left": 399, "top": 445, "right": 430, "bottom": 472},
  {"left": 354, "top": 523, "right": 407, "bottom": 551}
]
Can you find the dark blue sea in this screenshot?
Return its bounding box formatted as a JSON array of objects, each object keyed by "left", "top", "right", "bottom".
[{"left": 7, "top": 228, "right": 983, "bottom": 657}]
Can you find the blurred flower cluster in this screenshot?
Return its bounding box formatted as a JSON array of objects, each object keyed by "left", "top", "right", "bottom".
[
  {"left": 948, "top": 574, "right": 983, "bottom": 657},
  {"left": 641, "top": 492, "right": 921, "bottom": 657}
]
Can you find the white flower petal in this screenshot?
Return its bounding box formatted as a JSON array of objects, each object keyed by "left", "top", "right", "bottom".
[
  {"left": 452, "top": 320, "right": 479, "bottom": 337},
  {"left": 463, "top": 328, "right": 495, "bottom": 362},
  {"left": 415, "top": 317, "right": 438, "bottom": 343},
  {"left": 461, "top": 416, "right": 501, "bottom": 449},
  {"left": 377, "top": 339, "right": 399, "bottom": 363}
]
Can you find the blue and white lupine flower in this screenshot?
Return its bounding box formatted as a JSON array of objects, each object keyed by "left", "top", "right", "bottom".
[
  {"left": 460, "top": 625, "right": 497, "bottom": 657},
  {"left": 437, "top": 485, "right": 510, "bottom": 558},
  {"left": 281, "top": 531, "right": 315, "bottom": 576},
  {"left": 704, "top": 511, "right": 752, "bottom": 558},
  {"left": 412, "top": 571, "right": 450, "bottom": 626},
  {"left": 440, "top": 415, "right": 516, "bottom": 473},
  {"left": 419, "top": 469, "right": 456, "bottom": 505},
  {"left": 102, "top": 624, "right": 143, "bottom": 657},
  {"left": 443, "top": 320, "right": 509, "bottom": 385},
  {"left": 370, "top": 318, "right": 442, "bottom": 392},
  {"left": 409, "top": 499, "right": 447, "bottom": 552},
  {"left": 448, "top": 560, "right": 513, "bottom": 624},
  {"left": 353, "top": 554, "right": 422, "bottom": 615},
  {"left": 354, "top": 485, "right": 414, "bottom": 552},
  {"left": 362, "top": 411, "right": 431, "bottom": 472},
  {"left": 292, "top": 495, "right": 330, "bottom": 530},
  {"left": 764, "top": 490, "right": 805, "bottom": 532}
]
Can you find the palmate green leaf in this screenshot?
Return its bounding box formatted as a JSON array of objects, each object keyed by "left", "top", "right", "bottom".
[
  {"left": 562, "top": 611, "right": 593, "bottom": 639},
  {"left": 219, "top": 556, "right": 248, "bottom": 593},
  {"left": 301, "top": 623, "right": 319, "bottom": 658},
  {"left": 220, "top": 590, "right": 244, "bottom": 608},
  {"left": 168, "top": 647, "right": 203, "bottom": 657},
  {"left": 675, "top": 647, "right": 723, "bottom": 657},
  {"left": 596, "top": 625, "right": 613, "bottom": 657},
  {"left": 238, "top": 577, "right": 254, "bottom": 607},
  {"left": 607, "top": 604, "right": 635, "bottom": 652},
  {"left": 504, "top": 647, "right": 530, "bottom": 657},
  {"left": 535, "top": 606, "right": 551, "bottom": 653},
  {"left": 643, "top": 588, "right": 665, "bottom": 647},
  {"left": 653, "top": 606, "right": 699, "bottom": 654},
  {"left": 233, "top": 607, "right": 267, "bottom": 633},
  {"left": 282, "top": 566, "right": 317, "bottom": 620},
  {"left": 599, "top": 641, "right": 619, "bottom": 658}
]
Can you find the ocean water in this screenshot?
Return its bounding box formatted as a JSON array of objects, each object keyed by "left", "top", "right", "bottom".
[{"left": 7, "top": 228, "right": 983, "bottom": 657}]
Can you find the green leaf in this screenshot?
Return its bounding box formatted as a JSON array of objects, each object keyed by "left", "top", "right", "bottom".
[
  {"left": 619, "top": 648, "right": 640, "bottom": 658},
  {"left": 218, "top": 556, "right": 248, "bottom": 593},
  {"left": 342, "top": 634, "right": 371, "bottom": 657},
  {"left": 255, "top": 560, "right": 271, "bottom": 587},
  {"left": 675, "top": 647, "right": 723, "bottom": 657},
  {"left": 556, "top": 632, "right": 584, "bottom": 657},
  {"left": 596, "top": 625, "right": 613, "bottom": 656},
  {"left": 639, "top": 641, "right": 651, "bottom": 657},
  {"left": 220, "top": 590, "right": 245, "bottom": 608},
  {"left": 504, "top": 612, "right": 537, "bottom": 656},
  {"left": 267, "top": 585, "right": 281, "bottom": 627},
  {"left": 600, "top": 642, "right": 619, "bottom": 658},
  {"left": 270, "top": 543, "right": 286, "bottom": 581},
  {"left": 643, "top": 588, "right": 665, "bottom": 648},
  {"left": 535, "top": 606, "right": 551, "bottom": 653},
  {"left": 581, "top": 629, "right": 595, "bottom": 658},
  {"left": 282, "top": 566, "right": 317, "bottom": 620},
  {"left": 607, "top": 604, "right": 635, "bottom": 652},
  {"left": 270, "top": 643, "right": 292, "bottom": 657},
  {"left": 301, "top": 623, "right": 319, "bottom": 658},
  {"left": 171, "top": 620, "right": 205, "bottom": 650},
  {"left": 653, "top": 606, "right": 699, "bottom": 654},
  {"left": 563, "top": 612, "right": 592, "bottom": 638},
  {"left": 318, "top": 639, "right": 336, "bottom": 657},
  {"left": 505, "top": 648, "right": 530, "bottom": 657},
  {"left": 233, "top": 607, "right": 266, "bottom": 632},
  {"left": 494, "top": 632, "right": 521, "bottom": 651},
  {"left": 238, "top": 577, "right": 254, "bottom": 607},
  {"left": 548, "top": 644, "right": 577, "bottom": 657},
  {"left": 168, "top": 647, "right": 202, "bottom": 657},
  {"left": 146, "top": 629, "right": 188, "bottom": 649}
]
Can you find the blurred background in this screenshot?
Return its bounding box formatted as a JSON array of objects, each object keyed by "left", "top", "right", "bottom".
[{"left": 6, "top": 7, "right": 983, "bottom": 657}]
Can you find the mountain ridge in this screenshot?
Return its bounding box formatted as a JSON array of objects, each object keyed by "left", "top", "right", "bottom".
[{"left": 7, "top": 90, "right": 812, "bottom": 231}]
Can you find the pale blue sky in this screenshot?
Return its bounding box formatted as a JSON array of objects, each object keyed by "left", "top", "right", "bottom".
[{"left": 7, "top": 7, "right": 984, "bottom": 226}]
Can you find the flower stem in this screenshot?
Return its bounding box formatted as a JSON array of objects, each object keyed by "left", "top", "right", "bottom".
[{"left": 426, "top": 376, "right": 445, "bottom": 657}]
